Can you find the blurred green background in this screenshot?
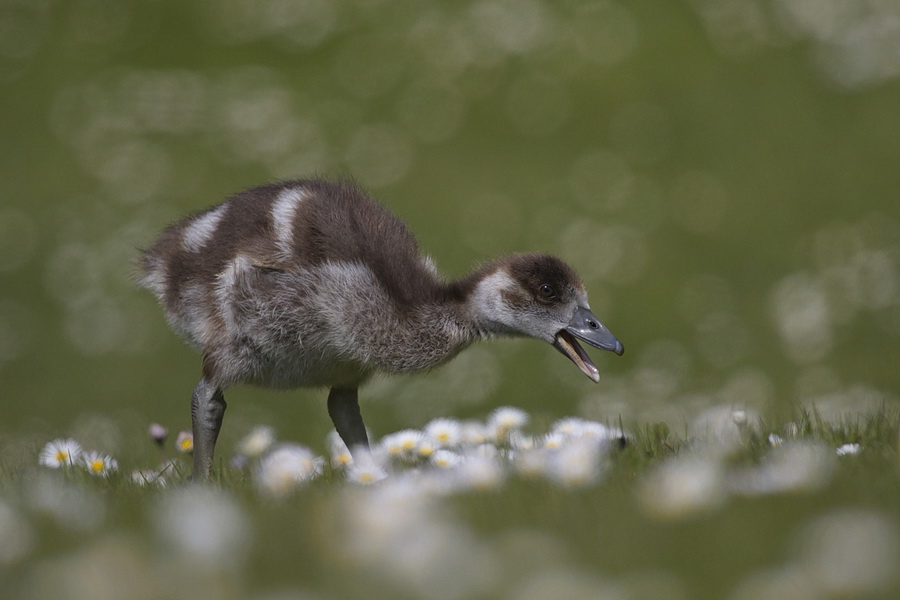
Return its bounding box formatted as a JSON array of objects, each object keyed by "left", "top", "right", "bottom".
[{"left": 1, "top": 0, "right": 898, "bottom": 461}]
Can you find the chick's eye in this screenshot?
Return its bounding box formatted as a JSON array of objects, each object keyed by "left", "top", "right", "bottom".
[{"left": 538, "top": 284, "right": 556, "bottom": 299}]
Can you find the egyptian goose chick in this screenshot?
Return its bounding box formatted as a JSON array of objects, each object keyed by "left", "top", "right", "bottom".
[{"left": 137, "top": 178, "right": 623, "bottom": 479}]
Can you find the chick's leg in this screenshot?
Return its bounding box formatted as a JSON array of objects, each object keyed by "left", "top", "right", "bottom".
[
  {"left": 327, "top": 386, "right": 369, "bottom": 455},
  {"left": 191, "top": 378, "right": 226, "bottom": 480}
]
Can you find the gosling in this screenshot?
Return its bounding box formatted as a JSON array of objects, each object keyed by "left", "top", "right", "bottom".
[{"left": 137, "top": 178, "right": 624, "bottom": 479}]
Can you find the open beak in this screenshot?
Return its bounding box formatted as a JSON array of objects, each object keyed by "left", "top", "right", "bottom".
[{"left": 553, "top": 306, "right": 624, "bottom": 383}]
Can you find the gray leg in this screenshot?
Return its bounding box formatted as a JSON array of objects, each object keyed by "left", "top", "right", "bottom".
[
  {"left": 191, "top": 378, "right": 226, "bottom": 480},
  {"left": 327, "top": 386, "right": 369, "bottom": 455}
]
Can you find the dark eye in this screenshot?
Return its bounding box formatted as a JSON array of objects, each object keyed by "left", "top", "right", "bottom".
[{"left": 538, "top": 284, "right": 557, "bottom": 299}]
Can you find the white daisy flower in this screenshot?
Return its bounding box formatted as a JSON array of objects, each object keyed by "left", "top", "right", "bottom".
[
  {"left": 378, "top": 433, "right": 403, "bottom": 458},
  {"left": 513, "top": 447, "right": 549, "bottom": 479},
  {"left": 345, "top": 453, "right": 388, "bottom": 485},
  {"left": 175, "top": 430, "right": 193, "bottom": 453},
  {"left": 237, "top": 425, "right": 275, "bottom": 458},
  {"left": 509, "top": 431, "right": 537, "bottom": 450},
  {"left": 152, "top": 487, "right": 250, "bottom": 567},
  {"left": 542, "top": 432, "right": 566, "bottom": 450},
  {"left": 430, "top": 449, "right": 463, "bottom": 469},
  {"left": 455, "top": 455, "right": 505, "bottom": 491},
  {"left": 550, "top": 417, "right": 587, "bottom": 437},
  {"left": 327, "top": 430, "right": 354, "bottom": 468},
  {"left": 548, "top": 438, "right": 605, "bottom": 488},
  {"left": 579, "top": 420, "right": 619, "bottom": 441},
  {"left": 640, "top": 457, "right": 726, "bottom": 519},
  {"left": 424, "top": 418, "right": 461, "bottom": 448},
  {"left": 38, "top": 438, "right": 82, "bottom": 468},
  {"left": 460, "top": 421, "right": 488, "bottom": 446},
  {"left": 551, "top": 417, "right": 619, "bottom": 441},
  {"left": 131, "top": 469, "right": 166, "bottom": 487},
  {"left": 380, "top": 429, "right": 423, "bottom": 461},
  {"left": 487, "top": 406, "right": 529, "bottom": 443},
  {"left": 730, "top": 441, "right": 835, "bottom": 496},
  {"left": 416, "top": 438, "right": 436, "bottom": 458},
  {"left": 469, "top": 443, "right": 500, "bottom": 459},
  {"left": 155, "top": 459, "right": 181, "bottom": 480},
  {"left": 0, "top": 501, "right": 34, "bottom": 565},
  {"left": 254, "top": 443, "right": 322, "bottom": 499},
  {"left": 81, "top": 451, "right": 118, "bottom": 477},
  {"left": 836, "top": 443, "right": 861, "bottom": 456},
  {"left": 396, "top": 429, "right": 423, "bottom": 454}
]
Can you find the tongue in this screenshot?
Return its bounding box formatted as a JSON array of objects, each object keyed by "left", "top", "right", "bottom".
[{"left": 554, "top": 330, "right": 600, "bottom": 383}]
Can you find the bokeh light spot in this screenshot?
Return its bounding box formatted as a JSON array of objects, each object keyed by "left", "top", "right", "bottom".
[
  {"left": 344, "top": 124, "right": 414, "bottom": 188},
  {"left": 0, "top": 208, "right": 38, "bottom": 272},
  {"left": 396, "top": 79, "right": 466, "bottom": 144},
  {"left": 670, "top": 170, "right": 729, "bottom": 234},
  {"left": 770, "top": 272, "right": 833, "bottom": 364},
  {"left": 505, "top": 74, "right": 571, "bottom": 137}
]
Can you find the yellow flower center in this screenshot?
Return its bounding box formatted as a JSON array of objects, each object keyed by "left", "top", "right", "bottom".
[
  {"left": 55, "top": 450, "right": 68, "bottom": 462},
  {"left": 180, "top": 439, "right": 193, "bottom": 451},
  {"left": 91, "top": 459, "right": 104, "bottom": 472}
]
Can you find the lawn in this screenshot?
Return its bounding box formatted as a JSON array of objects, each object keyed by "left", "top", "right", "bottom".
[
  {"left": 2, "top": 405, "right": 898, "bottom": 600},
  {"left": 2, "top": 1, "right": 899, "bottom": 599}
]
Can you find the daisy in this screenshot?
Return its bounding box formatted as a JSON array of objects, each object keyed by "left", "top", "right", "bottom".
[
  {"left": 550, "top": 417, "right": 587, "bottom": 437},
  {"left": 379, "top": 429, "right": 423, "bottom": 461},
  {"left": 508, "top": 431, "right": 536, "bottom": 450},
  {"left": 430, "top": 449, "right": 463, "bottom": 469},
  {"left": 541, "top": 432, "right": 566, "bottom": 450},
  {"left": 253, "top": 443, "right": 321, "bottom": 498},
  {"left": 487, "top": 406, "right": 529, "bottom": 443},
  {"left": 379, "top": 432, "right": 404, "bottom": 458},
  {"left": 81, "top": 451, "right": 118, "bottom": 477},
  {"left": 458, "top": 420, "right": 488, "bottom": 447},
  {"left": 469, "top": 443, "right": 499, "bottom": 459},
  {"left": 345, "top": 453, "right": 388, "bottom": 485},
  {"left": 416, "top": 438, "right": 436, "bottom": 458},
  {"left": 639, "top": 457, "right": 726, "bottom": 518},
  {"left": 156, "top": 459, "right": 181, "bottom": 479},
  {"left": 131, "top": 469, "right": 166, "bottom": 487},
  {"left": 513, "top": 447, "right": 549, "bottom": 479},
  {"left": 836, "top": 443, "right": 861, "bottom": 456},
  {"left": 175, "top": 430, "right": 193, "bottom": 453},
  {"left": 455, "top": 455, "right": 505, "bottom": 491},
  {"left": 396, "top": 429, "right": 423, "bottom": 454},
  {"left": 548, "top": 438, "right": 604, "bottom": 488},
  {"left": 327, "top": 430, "right": 353, "bottom": 468},
  {"left": 153, "top": 487, "right": 250, "bottom": 566},
  {"left": 237, "top": 425, "right": 275, "bottom": 458},
  {"left": 578, "top": 420, "right": 618, "bottom": 441},
  {"left": 424, "top": 418, "right": 461, "bottom": 448},
  {"left": 38, "top": 438, "right": 82, "bottom": 468}
]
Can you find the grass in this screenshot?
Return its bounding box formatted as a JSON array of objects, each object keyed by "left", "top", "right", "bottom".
[{"left": 1, "top": 405, "right": 898, "bottom": 600}]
